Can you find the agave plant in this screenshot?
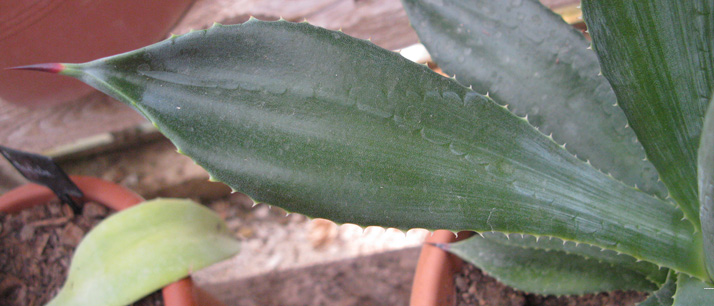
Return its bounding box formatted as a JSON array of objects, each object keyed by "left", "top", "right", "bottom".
[{"left": 14, "top": 0, "right": 714, "bottom": 303}]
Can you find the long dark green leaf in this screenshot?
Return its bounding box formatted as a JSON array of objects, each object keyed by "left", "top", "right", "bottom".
[
  {"left": 448, "top": 234, "right": 660, "bottom": 295},
  {"left": 582, "top": 0, "right": 714, "bottom": 230},
  {"left": 401, "top": 0, "right": 667, "bottom": 199},
  {"left": 699, "top": 95, "right": 714, "bottom": 281},
  {"left": 47, "top": 20, "right": 704, "bottom": 278}
]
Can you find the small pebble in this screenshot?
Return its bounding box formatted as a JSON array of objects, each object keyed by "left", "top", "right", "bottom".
[
  {"left": 19, "top": 225, "right": 35, "bottom": 241},
  {"left": 82, "top": 202, "right": 108, "bottom": 219},
  {"left": 60, "top": 223, "right": 85, "bottom": 247}
]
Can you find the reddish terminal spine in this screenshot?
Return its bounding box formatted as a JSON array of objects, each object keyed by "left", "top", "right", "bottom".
[{"left": 6, "top": 63, "right": 65, "bottom": 74}]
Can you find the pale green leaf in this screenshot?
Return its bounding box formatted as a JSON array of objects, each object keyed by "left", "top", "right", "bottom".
[{"left": 46, "top": 199, "right": 241, "bottom": 306}]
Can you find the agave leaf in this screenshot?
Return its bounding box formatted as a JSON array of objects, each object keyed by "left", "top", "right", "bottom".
[
  {"left": 46, "top": 199, "right": 240, "bottom": 306},
  {"left": 699, "top": 95, "right": 714, "bottom": 281},
  {"left": 581, "top": 0, "right": 714, "bottom": 230},
  {"left": 33, "top": 20, "right": 704, "bottom": 278},
  {"left": 672, "top": 274, "right": 714, "bottom": 305},
  {"left": 448, "top": 234, "right": 659, "bottom": 295},
  {"left": 472, "top": 232, "right": 668, "bottom": 286},
  {"left": 401, "top": 0, "right": 666, "bottom": 199},
  {"left": 638, "top": 271, "right": 676, "bottom": 306}
]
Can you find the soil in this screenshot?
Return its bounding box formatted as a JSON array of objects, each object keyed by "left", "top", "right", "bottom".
[
  {"left": 454, "top": 263, "right": 649, "bottom": 306},
  {"left": 0, "top": 200, "right": 162, "bottom": 306}
]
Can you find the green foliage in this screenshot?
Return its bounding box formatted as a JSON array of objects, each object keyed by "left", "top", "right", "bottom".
[
  {"left": 639, "top": 271, "right": 676, "bottom": 306},
  {"left": 446, "top": 233, "right": 662, "bottom": 295},
  {"left": 56, "top": 19, "right": 704, "bottom": 278},
  {"left": 46, "top": 199, "right": 240, "bottom": 306},
  {"left": 25, "top": 0, "right": 714, "bottom": 302}
]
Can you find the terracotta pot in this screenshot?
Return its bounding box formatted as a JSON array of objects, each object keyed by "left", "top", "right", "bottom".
[
  {"left": 0, "top": 0, "right": 194, "bottom": 107},
  {"left": 0, "top": 175, "right": 220, "bottom": 306},
  {"left": 411, "top": 230, "right": 474, "bottom": 306}
]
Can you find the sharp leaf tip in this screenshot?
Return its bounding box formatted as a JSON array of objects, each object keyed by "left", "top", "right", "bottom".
[{"left": 6, "top": 63, "right": 65, "bottom": 74}]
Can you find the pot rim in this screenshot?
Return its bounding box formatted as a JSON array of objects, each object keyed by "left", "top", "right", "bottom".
[{"left": 410, "top": 230, "right": 473, "bottom": 306}]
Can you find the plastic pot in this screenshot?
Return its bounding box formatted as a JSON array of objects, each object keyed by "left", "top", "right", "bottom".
[
  {"left": 0, "top": 175, "right": 220, "bottom": 306},
  {"left": 0, "top": 0, "right": 194, "bottom": 107},
  {"left": 411, "top": 230, "right": 474, "bottom": 306}
]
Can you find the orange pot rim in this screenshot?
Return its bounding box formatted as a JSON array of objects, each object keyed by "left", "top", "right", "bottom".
[{"left": 410, "top": 230, "right": 473, "bottom": 306}]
